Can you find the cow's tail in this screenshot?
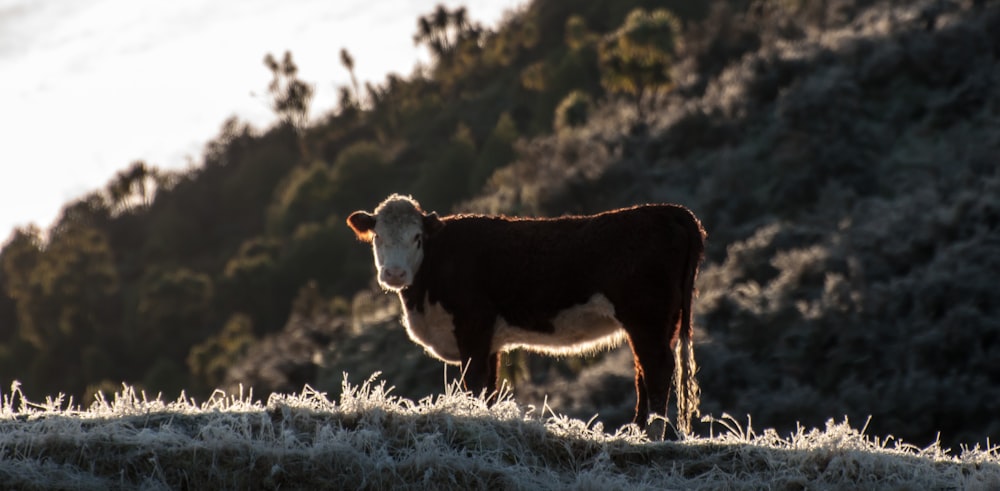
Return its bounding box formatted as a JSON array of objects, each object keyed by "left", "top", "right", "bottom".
[{"left": 673, "top": 209, "right": 705, "bottom": 436}]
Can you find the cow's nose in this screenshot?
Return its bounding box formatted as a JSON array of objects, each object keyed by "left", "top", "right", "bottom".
[{"left": 381, "top": 267, "right": 408, "bottom": 287}]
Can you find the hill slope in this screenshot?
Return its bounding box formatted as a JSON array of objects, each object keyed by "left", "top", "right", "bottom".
[{"left": 1, "top": 378, "right": 998, "bottom": 489}]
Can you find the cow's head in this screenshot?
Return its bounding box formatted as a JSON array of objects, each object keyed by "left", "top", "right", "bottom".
[{"left": 347, "top": 194, "right": 444, "bottom": 291}]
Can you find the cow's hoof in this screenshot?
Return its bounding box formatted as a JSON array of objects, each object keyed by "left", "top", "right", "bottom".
[{"left": 645, "top": 415, "right": 668, "bottom": 441}]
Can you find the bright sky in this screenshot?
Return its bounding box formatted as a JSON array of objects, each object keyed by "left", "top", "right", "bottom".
[{"left": 0, "top": 0, "right": 523, "bottom": 241}]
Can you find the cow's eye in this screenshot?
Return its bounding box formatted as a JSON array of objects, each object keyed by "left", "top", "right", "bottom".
[{"left": 413, "top": 233, "right": 422, "bottom": 248}]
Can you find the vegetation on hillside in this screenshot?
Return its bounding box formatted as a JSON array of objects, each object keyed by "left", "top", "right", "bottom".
[{"left": 1, "top": 0, "right": 998, "bottom": 457}]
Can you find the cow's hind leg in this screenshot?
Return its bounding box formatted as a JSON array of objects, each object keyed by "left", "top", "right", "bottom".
[
  {"left": 630, "top": 350, "right": 650, "bottom": 428},
  {"left": 631, "top": 332, "right": 676, "bottom": 440},
  {"left": 623, "top": 291, "right": 682, "bottom": 439}
]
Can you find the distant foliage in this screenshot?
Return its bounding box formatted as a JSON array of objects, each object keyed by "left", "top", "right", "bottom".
[
  {"left": 267, "top": 162, "right": 337, "bottom": 235},
  {"left": 599, "top": 8, "right": 682, "bottom": 119},
  {"left": 415, "top": 123, "right": 478, "bottom": 211},
  {"left": 564, "top": 15, "right": 593, "bottom": 50},
  {"left": 413, "top": 5, "right": 482, "bottom": 64},
  {"left": 264, "top": 51, "right": 314, "bottom": 129},
  {"left": 137, "top": 268, "right": 214, "bottom": 363},
  {"left": 691, "top": 181, "right": 1000, "bottom": 443},
  {"left": 221, "top": 237, "right": 282, "bottom": 327},
  {"left": 554, "top": 90, "right": 594, "bottom": 132},
  {"left": 0, "top": 223, "right": 120, "bottom": 396},
  {"left": 338, "top": 48, "right": 361, "bottom": 108},
  {"left": 413, "top": 5, "right": 486, "bottom": 87},
  {"left": 187, "top": 313, "right": 256, "bottom": 391},
  {"left": 328, "top": 140, "right": 394, "bottom": 211},
  {"left": 105, "top": 161, "right": 158, "bottom": 215},
  {"left": 469, "top": 112, "right": 519, "bottom": 193}
]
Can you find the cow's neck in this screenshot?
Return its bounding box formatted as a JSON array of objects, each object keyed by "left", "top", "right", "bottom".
[{"left": 398, "top": 268, "right": 428, "bottom": 313}]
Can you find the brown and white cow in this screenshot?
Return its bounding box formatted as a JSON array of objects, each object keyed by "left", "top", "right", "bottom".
[{"left": 347, "top": 194, "right": 706, "bottom": 436}]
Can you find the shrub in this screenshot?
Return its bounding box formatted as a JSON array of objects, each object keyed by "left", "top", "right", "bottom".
[{"left": 554, "top": 91, "right": 594, "bottom": 133}]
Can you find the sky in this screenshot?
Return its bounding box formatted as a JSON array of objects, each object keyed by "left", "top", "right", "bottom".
[{"left": 0, "top": 0, "right": 523, "bottom": 241}]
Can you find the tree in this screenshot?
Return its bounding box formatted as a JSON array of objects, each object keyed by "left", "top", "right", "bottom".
[
  {"left": 336, "top": 86, "right": 360, "bottom": 119},
  {"left": 328, "top": 140, "right": 394, "bottom": 211},
  {"left": 416, "top": 123, "right": 477, "bottom": 210},
  {"left": 0, "top": 267, "right": 18, "bottom": 344},
  {"left": 219, "top": 236, "right": 295, "bottom": 336},
  {"left": 554, "top": 91, "right": 594, "bottom": 133},
  {"left": 264, "top": 51, "right": 314, "bottom": 130},
  {"left": 339, "top": 48, "right": 361, "bottom": 107},
  {"left": 266, "top": 162, "right": 337, "bottom": 234},
  {"left": 18, "top": 224, "right": 119, "bottom": 349},
  {"left": 413, "top": 5, "right": 484, "bottom": 68},
  {"left": 279, "top": 219, "right": 368, "bottom": 297},
  {"left": 0, "top": 223, "right": 120, "bottom": 396},
  {"left": 0, "top": 227, "right": 42, "bottom": 342},
  {"left": 470, "top": 112, "right": 519, "bottom": 192},
  {"left": 564, "top": 15, "right": 593, "bottom": 51},
  {"left": 136, "top": 267, "right": 214, "bottom": 360},
  {"left": 187, "top": 313, "right": 256, "bottom": 391},
  {"left": 599, "top": 8, "right": 682, "bottom": 120},
  {"left": 520, "top": 14, "right": 602, "bottom": 133},
  {"left": 106, "top": 161, "right": 158, "bottom": 215},
  {"left": 520, "top": 62, "right": 551, "bottom": 92}
]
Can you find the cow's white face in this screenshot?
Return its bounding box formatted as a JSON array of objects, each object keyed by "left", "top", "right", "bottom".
[
  {"left": 347, "top": 194, "right": 442, "bottom": 291},
  {"left": 370, "top": 216, "right": 424, "bottom": 290}
]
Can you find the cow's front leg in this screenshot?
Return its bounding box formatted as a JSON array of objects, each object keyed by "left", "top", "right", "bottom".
[
  {"left": 460, "top": 351, "right": 501, "bottom": 404},
  {"left": 459, "top": 349, "right": 501, "bottom": 398},
  {"left": 454, "top": 312, "right": 501, "bottom": 402}
]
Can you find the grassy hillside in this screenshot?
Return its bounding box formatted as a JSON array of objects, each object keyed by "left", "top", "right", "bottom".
[
  {"left": 2, "top": 0, "right": 999, "bottom": 471},
  {"left": 2, "top": 378, "right": 998, "bottom": 490}
]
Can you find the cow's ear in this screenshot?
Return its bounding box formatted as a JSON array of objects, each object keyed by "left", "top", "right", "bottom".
[
  {"left": 347, "top": 211, "right": 376, "bottom": 242},
  {"left": 423, "top": 212, "right": 445, "bottom": 236}
]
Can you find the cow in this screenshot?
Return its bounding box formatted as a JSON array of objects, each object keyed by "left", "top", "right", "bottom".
[{"left": 347, "top": 194, "right": 706, "bottom": 437}]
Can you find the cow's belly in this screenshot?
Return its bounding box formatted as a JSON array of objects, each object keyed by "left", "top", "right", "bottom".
[
  {"left": 401, "top": 295, "right": 462, "bottom": 363},
  {"left": 492, "top": 294, "right": 626, "bottom": 356},
  {"left": 400, "top": 293, "right": 626, "bottom": 364}
]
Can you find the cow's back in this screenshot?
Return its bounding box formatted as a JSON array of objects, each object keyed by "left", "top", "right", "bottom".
[{"left": 407, "top": 204, "right": 700, "bottom": 333}]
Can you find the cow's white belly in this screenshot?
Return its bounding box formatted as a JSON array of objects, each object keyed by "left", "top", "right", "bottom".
[
  {"left": 492, "top": 294, "right": 626, "bottom": 356},
  {"left": 401, "top": 295, "right": 462, "bottom": 363},
  {"left": 400, "top": 293, "right": 626, "bottom": 364}
]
